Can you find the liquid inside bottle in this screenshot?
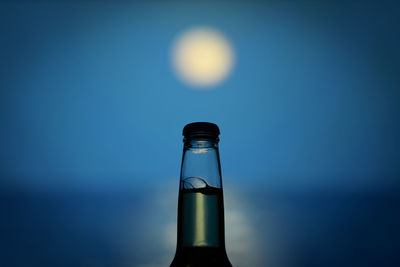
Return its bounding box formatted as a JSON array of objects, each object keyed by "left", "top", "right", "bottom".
[{"left": 180, "top": 183, "right": 223, "bottom": 248}]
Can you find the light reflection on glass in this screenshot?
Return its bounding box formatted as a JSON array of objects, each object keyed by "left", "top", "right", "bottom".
[{"left": 191, "top": 148, "right": 210, "bottom": 154}]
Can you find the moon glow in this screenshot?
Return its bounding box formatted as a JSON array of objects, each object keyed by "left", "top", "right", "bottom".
[{"left": 172, "top": 27, "right": 235, "bottom": 88}]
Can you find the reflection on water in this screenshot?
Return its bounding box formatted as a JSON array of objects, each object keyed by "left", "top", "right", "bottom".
[
  {"left": 1, "top": 183, "right": 399, "bottom": 267},
  {"left": 224, "top": 186, "right": 261, "bottom": 267}
]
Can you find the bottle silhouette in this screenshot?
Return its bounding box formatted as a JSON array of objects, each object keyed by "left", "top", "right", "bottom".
[{"left": 171, "top": 122, "right": 232, "bottom": 267}]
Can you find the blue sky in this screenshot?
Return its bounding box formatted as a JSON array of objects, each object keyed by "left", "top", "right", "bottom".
[{"left": 1, "top": 1, "right": 399, "bottom": 192}]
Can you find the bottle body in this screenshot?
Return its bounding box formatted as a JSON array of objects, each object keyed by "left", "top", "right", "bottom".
[
  {"left": 171, "top": 187, "right": 231, "bottom": 266},
  {"left": 171, "top": 123, "right": 232, "bottom": 267}
]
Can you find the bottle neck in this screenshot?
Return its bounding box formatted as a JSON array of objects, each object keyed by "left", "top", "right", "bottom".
[
  {"left": 176, "top": 137, "right": 226, "bottom": 250},
  {"left": 180, "top": 138, "right": 222, "bottom": 190}
]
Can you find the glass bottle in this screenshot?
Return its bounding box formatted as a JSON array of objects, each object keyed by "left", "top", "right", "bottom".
[{"left": 170, "top": 122, "right": 232, "bottom": 267}]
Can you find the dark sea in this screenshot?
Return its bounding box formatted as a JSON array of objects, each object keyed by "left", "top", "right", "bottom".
[{"left": 1, "top": 182, "right": 399, "bottom": 267}]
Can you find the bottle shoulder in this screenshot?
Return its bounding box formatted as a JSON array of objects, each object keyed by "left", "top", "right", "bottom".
[{"left": 171, "top": 247, "right": 232, "bottom": 267}]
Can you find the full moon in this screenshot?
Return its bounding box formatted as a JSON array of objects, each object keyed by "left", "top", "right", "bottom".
[{"left": 171, "top": 27, "right": 235, "bottom": 88}]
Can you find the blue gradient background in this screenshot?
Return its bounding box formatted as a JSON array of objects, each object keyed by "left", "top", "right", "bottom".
[{"left": 1, "top": 1, "right": 399, "bottom": 266}]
